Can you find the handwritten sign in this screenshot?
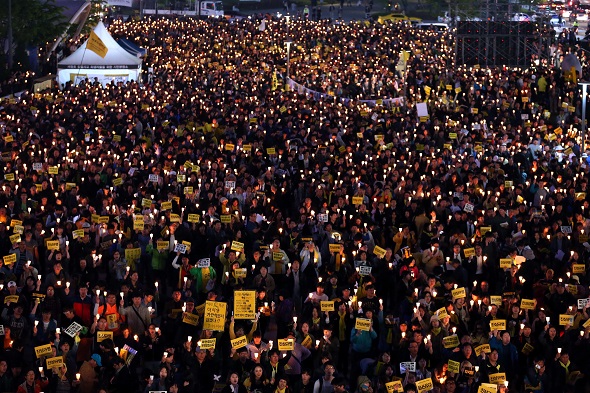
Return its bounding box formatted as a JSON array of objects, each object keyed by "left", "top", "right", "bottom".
[
  {"left": 488, "top": 373, "right": 507, "bottom": 384},
  {"left": 520, "top": 299, "right": 536, "bottom": 310},
  {"left": 573, "top": 264, "right": 586, "bottom": 274},
  {"left": 559, "top": 314, "right": 574, "bottom": 326},
  {"left": 474, "top": 344, "right": 491, "bottom": 357},
  {"left": 373, "top": 245, "right": 387, "bottom": 258},
  {"left": 442, "top": 334, "right": 460, "bottom": 349},
  {"left": 97, "top": 331, "right": 114, "bottom": 342},
  {"left": 355, "top": 318, "right": 372, "bottom": 331},
  {"left": 234, "top": 290, "right": 256, "bottom": 320},
  {"left": 448, "top": 359, "right": 460, "bottom": 374},
  {"left": 35, "top": 344, "right": 53, "bottom": 358},
  {"left": 278, "top": 338, "right": 295, "bottom": 351},
  {"left": 199, "top": 338, "right": 216, "bottom": 350},
  {"left": 489, "top": 319, "right": 507, "bottom": 331},
  {"left": 3, "top": 254, "right": 16, "bottom": 265},
  {"left": 45, "top": 356, "right": 64, "bottom": 369},
  {"left": 231, "top": 336, "right": 248, "bottom": 349},
  {"left": 203, "top": 301, "right": 227, "bottom": 331},
  {"left": 182, "top": 312, "right": 200, "bottom": 326},
  {"left": 416, "top": 378, "right": 433, "bottom": 393},
  {"left": 452, "top": 287, "right": 466, "bottom": 299}
]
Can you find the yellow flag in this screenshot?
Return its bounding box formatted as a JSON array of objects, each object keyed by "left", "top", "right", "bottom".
[
  {"left": 271, "top": 71, "right": 278, "bottom": 91},
  {"left": 87, "top": 31, "right": 108, "bottom": 58}
]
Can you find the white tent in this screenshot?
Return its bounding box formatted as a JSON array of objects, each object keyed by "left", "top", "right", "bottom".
[{"left": 57, "top": 21, "right": 143, "bottom": 87}]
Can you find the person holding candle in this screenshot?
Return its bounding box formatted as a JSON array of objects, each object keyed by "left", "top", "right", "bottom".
[
  {"left": 16, "top": 368, "right": 49, "bottom": 393},
  {"left": 119, "top": 291, "right": 151, "bottom": 336}
]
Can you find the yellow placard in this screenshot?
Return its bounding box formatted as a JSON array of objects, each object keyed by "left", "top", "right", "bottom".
[
  {"left": 231, "top": 241, "right": 245, "bottom": 252},
  {"left": 4, "top": 173, "right": 14, "bottom": 181},
  {"left": 96, "top": 331, "right": 113, "bottom": 342},
  {"left": 436, "top": 307, "right": 449, "bottom": 320},
  {"left": 133, "top": 221, "right": 144, "bottom": 231},
  {"left": 329, "top": 244, "right": 341, "bottom": 253},
  {"left": 220, "top": 215, "right": 231, "bottom": 223},
  {"left": 72, "top": 229, "right": 85, "bottom": 239},
  {"left": 98, "top": 216, "right": 110, "bottom": 224},
  {"left": 278, "top": 338, "right": 295, "bottom": 351},
  {"left": 488, "top": 373, "right": 507, "bottom": 384},
  {"left": 443, "top": 334, "right": 460, "bottom": 349},
  {"left": 9, "top": 219, "right": 22, "bottom": 227},
  {"left": 489, "top": 319, "right": 507, "bottom": 331},
  {"left": 183, "top": 187, "right": 193, "bottom": 195},
  {"left": 448, "top": 359, "right": 461, "bottom": 374},
  {"left": 474, "top": 344, "right": 491, "bottom": 357},
  {"left": 352, "top": 196, "right": 364, "bottom": 205},
  {"left": 4, "top": 295, "right": 19, "bottom": 304},
  {"left": 46, "top": 240, "right": 60, "bottom": 251},
  {"left": 373, "top": 245, "right": 387, "bottom": 258},
  {"left": 156, "top": 241, "right": 169, "bottom": 251},
  {"left": 522, "top": 342, "right": 535, "bottom": 355},
  {"left": 321, "top": 301, "right": 335, "bottom": 312},
  {"left": 478, "top": 384, "right": 498, "bottom": 393},
  {"left": 234, "top": 290, "right": 256, "bottom": 320},
  {"left": 160, "top": 202, "right": 172, "bottom": 211},
  {"left": 266, "top": 148, "right": 276, "bottom": 155},
  {"left": 203, "top": 301, "right": 227, "bottom": 331},
  {"left": 231, "top": 335, "right": 248, "bottom": 349},
  {"left": 113, "top": 178, "right": 123, "bottom": 187},
  {"left": 9, "top": 234, "right": 21, "bottom": 244},
  {"left": 463, "top": 247, "right": 475, "bottom": 257},
  {"left": 3, "top": 254, "right": 16, "bottom": 265},
  {"left": 520, "top": 299, "right": 536, "bottom": 310},
  {"left": 234, "top": 268, "right": 247, "bottom": 278},
  {"left": 500, "top": 258, "right": 513, "bottom": 269},
  {"left": 385, "top": 380, "right": 403, "bottom": 393},
  {"left": 170, "top": 214, "right": 180, "bottom": 223},
  {"left": 187, "top": 214, "right": 200, "bottom": 223},
  {"left": 35, "top": 344, "right": 53, "bottom": 358},
  {"left": 416, "top": 378, "right": 433, "bottom": 393},
  {"left": 125, "top": 248, "right": 141, "bottom": 262},
  {"left": 573, "top": 264, "right": 586, "bottom": 274},
  {"left": 91, "top": 214, "right": 100, "bottom": 224},
  {"left": 272, "top": 252, "right": 283, "bottom": 261},
  {"left": 199, "top": 338, "right": 216, "bottom": 350},
  {"left": 490, "top": 295, "right": 502, "bottom": 306},
  {"left": 559, "top": 314, "right": 574, "bottom": 326},
  {"left": 142, "top": 198, "right": 153, "bottom": 207},
  {"left": 182, "top": 312, "right": 200, "bottom": 326},
  {"left": 479, "top": 226, "right": 492, "bottom": 235},
  {"left": 452, "top": 287, "right": 466, "bottom": 299},
  {"left": 355, "top": 318, "right": 372, "bottom": 331},
  {"left": 13, "top": 225, "right": 23, "bottom": 235},
  {"left": 46, "top": 356, "right": 64, "bottom": 369},
  {"left": 48, "top": 166, "right": 59, "bottom": 175}
]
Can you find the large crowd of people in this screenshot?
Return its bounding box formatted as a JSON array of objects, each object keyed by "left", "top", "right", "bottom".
[{"left": 0, "top": 12, "right": 588, "bottom": 393}]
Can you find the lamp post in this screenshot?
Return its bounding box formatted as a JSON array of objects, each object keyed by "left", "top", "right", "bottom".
[
  {"left": 285, "top": 41, "right": 292, "bottom": 82},
  {"left": 581, "top": 82, "right": 590, "bottom": 156}
]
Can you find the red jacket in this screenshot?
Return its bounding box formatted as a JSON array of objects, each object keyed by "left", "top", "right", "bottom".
[{"left": 17, "top": 378, "right": 49, "bottom": 393}]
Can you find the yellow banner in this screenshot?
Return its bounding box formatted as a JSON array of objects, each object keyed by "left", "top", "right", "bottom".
[
  {"left": 474, "top": 344, "right": 491, "bottom": 357},
  {"left": 452, "top": 287, "right": 466, "bottom": 299},
  {"left": 231, "top": 335, "right": 248, "bottom": 349},
  {"left": 182, "top": 312, "right": 200, "bottom": 326},
  {"left": 443, "top": 334, "right": 460, "bottom": 348},
  {"left": 488, "top": 373, "right": 506, "bottom": 384},
  {"left": 203, "top": 301, "right": 227, "bottom": 331},
  {"left": 3, "top": 254, "right": 16, "bottom": 265},
  {"left": 416, "top": 378, "right": 433, "bottom": 393},
  {"left": 234, "top": 290, "right": 256, "bottom": 320},
  {"left": 35, "top": 344, "right": 53, "bottom": 358},
  {"left": 489, "top": 319, "right": 507, "bottom": 331},
  {"left": 520, "top": 299, "right": 536, "bottom": 310},
  {"left": 448, "top": 359, "right": 460, "bottom": 373},
  {"left": 355, "top": 318, "right": 372, "bottom": 331},
  {"left": 199, "top": 338, "right": 216, "bottom": 350},
  {"left": 97, "top": 331, "right": 114, "bottom": 342},
  {"left": 87, "top": 30, "right": 109, "bottom": 58},
  {"left": 278, "top": 338, "right": 295, "bottom": 351},
  {"left": 46, "top": 356, "right": 64, "bottom": 369}
]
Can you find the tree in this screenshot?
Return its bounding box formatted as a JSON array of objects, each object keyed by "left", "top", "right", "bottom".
[{"left": 0, "top": 0, "right": 69, "bottom": 72}]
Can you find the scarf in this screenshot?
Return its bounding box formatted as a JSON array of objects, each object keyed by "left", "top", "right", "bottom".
[
  {"left": 432, "top": 327, "right": 441, "bottom": 336},
  {"left": 338, "top": 311, "right": 346, "bottom": 341},
  {"left": 560, "top": 360, "right": 571, "bottom": 378}
]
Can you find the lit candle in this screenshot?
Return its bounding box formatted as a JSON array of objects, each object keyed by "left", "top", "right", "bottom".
[
  {"left": 188, "top": 336, "right": 192, "bottom": 342},
  {"left": 76, "top": 373, "right": 81, "bottom": 380}
]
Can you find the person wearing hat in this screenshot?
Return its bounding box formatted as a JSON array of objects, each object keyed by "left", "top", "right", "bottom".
[{"left": 119, "top": 291, "right": 150, "bottom": 336}]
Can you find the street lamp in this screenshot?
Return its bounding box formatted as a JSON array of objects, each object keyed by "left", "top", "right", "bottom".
[
  {"left": 580, "top": 82, "right": 590, "bottom": 155},
  {"left": 285, "top": 41, "right": 292, "bottom": 81}
]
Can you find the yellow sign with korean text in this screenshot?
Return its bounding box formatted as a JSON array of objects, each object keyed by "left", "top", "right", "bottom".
[{"left": 203, "top": 301, "right": 227, "bottom": 331}]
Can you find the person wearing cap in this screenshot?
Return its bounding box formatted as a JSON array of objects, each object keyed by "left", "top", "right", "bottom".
[{"left": 119, "top": 291, "right": 150, "bottom": 336}]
